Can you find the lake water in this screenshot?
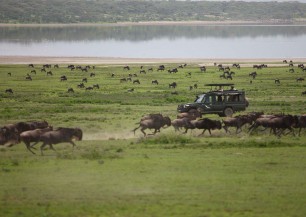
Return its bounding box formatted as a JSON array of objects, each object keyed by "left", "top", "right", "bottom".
[{"left": 1, "top": 25, "right": 306, "bottom": 59}]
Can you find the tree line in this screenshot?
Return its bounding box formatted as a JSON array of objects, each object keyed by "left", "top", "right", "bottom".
[{"left": 0, "top": 0, "right": 305, "bottom": 24}]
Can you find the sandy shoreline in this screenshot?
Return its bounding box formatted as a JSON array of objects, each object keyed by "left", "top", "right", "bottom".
[{"left": 0, "top": 56, "right": 305, "bottom": 65}]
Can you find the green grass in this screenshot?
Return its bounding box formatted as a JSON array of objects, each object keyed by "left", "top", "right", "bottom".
[{"left": 0, "top": 62, "right": 305, "bottom": 216}]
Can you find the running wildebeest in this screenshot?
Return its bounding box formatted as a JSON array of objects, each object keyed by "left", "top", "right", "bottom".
[
  {"left": 39, "top": 127, "right": 83, "bottom": 155},
  {"left": 133, "top": 114, "right": 171, "bottom": 136},
  {"left": 20, "top": 126, "right": 53, "bottom": 154}
]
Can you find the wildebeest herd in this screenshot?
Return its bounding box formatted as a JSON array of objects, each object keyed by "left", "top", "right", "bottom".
[
  {"left": 133, "top": 110, "right": 306, "bottom": 137},
  {"left": 0, "top": 120, "right": 82, "bottom": 155}
]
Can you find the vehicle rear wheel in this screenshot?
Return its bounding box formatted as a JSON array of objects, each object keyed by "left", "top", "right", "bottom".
[{"left": 223, "top": 107, "right": 234, "bottom": 117}]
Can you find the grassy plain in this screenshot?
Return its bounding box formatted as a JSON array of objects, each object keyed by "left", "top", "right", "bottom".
[{"left": 0, "top": 62, "right": 305, "bottom": 217}]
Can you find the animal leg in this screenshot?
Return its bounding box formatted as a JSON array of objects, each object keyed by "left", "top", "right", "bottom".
[
  {"left": 49, "top": 144, "right": 57, "bottom": 152},
  {"left": 140, "top": 128, "right": 147, "bottom": 137},
  {"left": 69, "top": 141, "right": 77, "bottom": 148},
  {"left": 40, "top": 143, "right": 47, "bottom": 155},
  {"left": 133, "top": 126, "right": 141, "bottom": 135},
  {"left": 24, "top": 142, "right": 36, "bottom": 155}
]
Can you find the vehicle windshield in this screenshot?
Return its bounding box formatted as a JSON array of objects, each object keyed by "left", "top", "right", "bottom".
[{"left": 195, "top": 94, "right": 205, "bottom": 103}]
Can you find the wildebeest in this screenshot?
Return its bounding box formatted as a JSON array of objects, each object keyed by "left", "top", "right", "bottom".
[
  {"left": 90, "top": 73, "right": 95, "bottom": 77},
  {"left": 0, "top": 127, "right": 19, "bottom": 147},
  {"left": 249, "top": 115, "right": 297, "bottom": 137},
  {"left": 157, "top": 65, "right": 165, "bottom": 71},
  {"left": 171, "top": 118, "right": 192, "bottom": 132},
  {"left": 47, "top": 71, "right": 53, "bottom": 76},
  {"left": 68, "top": 88, "right": 74, "bottom": 93},
  {"left": 293, "top": 115, "right": 306, "bottom": 136},
  {"left": 302, "top": 91, "right": 306, "bottom": 95},
  {"left": 123, "top": 65, "right": 130, "bottom": 70},
  {"left": 177, "top": 109, "right": 202, "bottom": 120},
  {"left": 20, "top": 126, "right": 53, "bottom": 154},
  {"left": 93, "top": 84, "right": 100, "bottom": 89},
  {"left": 5, "top": 88, "right": 13, "bottom": 94},
  {"left": 77, "top": 83, "right": 85, "bottom": 88},
  {"left": 169, "top": 82, "right": 177, "bottom": 88},
  {"left": 152, "top": 80, "right": 159, "bottom": 85},
  {"left": 133, "top": 79, "right": 140, "bottom": 84},
  {"left": 60, "top": 75, "right": 67, "bottom": 81},
  {"left": 31, "top": 70, "right": 36, "bottom": 74},
  {"left": 86, "top": 87, "right": 93, "bottom": 90},
  {"left": 25, "top": 75, "right": 32, "bottom": 81},
  {"left": 223, "top": 115, "right": 252, "bottom": 134},
  {"left": 249, "top": 71, "right": 257, "bottom": 79},
  {"left": 82, "top": 78, "right": 88, "bottom": 83},
  {"left": 133, "top": 114, "right": 171, "bottom": 136},
  {"left": 3, "top": 120, "right": 49, "bottom": 135},
  {"left": 28, "top": 64, "right": 34, "bottom": 68},
  {"left": 39, "top": 127, "right": 83, "bottom": 155},
  {"left": 200, "top": 66, "right": 206, "bottom": 72},
  {"left": 7, "top": 72, "right": 11, "bottom": 76},
  {"left": 184, "top": 118, "right": 222, "bottom": 135},
  {"left": 296, "top": 77, "right": 304, "bottom": 82},
  {"left": 275, "top": 79, "right": 280, "bottom": 84}
]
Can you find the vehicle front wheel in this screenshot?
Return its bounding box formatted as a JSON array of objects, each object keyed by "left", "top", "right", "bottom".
[{"left": 223, "top": 107, "right": 234, "bottom": 117}]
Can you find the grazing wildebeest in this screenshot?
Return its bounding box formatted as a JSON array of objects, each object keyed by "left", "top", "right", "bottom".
[
  {"left": 111, "top": 73, "right": 115, "bottom": 77},
  {"left": 68, "top": 88, "right": 74, "bottom": 93},
  {"left": 194, "top": 84, "right": 198, "bottom": 89},
  {"left": 133, "top": 114, "right": 171, "bottom": 136},
  {"left": 283, "top": 60, "right": 287, "bottom": 63},
  {"left": 296, "top": 77, "right": 304, "bottom": 82},
  {"left": 93, "top": 84, "right": 100, "bottom": 89},
  {"left": 275, "top": 79, "right": 280, "bottom": 84},
  {"left": 302, "top": 91, "right": 306, "bottom": 95},
  {"left": 54, "top": 64, "right": 59, "bottom": 68},
  {"left": 249, "top": 71, "right": 257, "bottom": 79},
  {"left": 60, "top": 75, "right": 67, "bottom": 81},
  {"left": 47, "top": 71, "right": 53, "bottom": 76},
  {"left": 157, "top": 65, "right": 165, "bottom": 71},
  {"left": 31, "top": 70, "right": 36, "bottom": 74},
  {"left": 82, "top": 78, "right": 88, "bottom": 83},
  {"left": 152, "top": 80, "right": 159, "bottom": 85},
  {"left": 133, "top": 79, "right": 140, "bottom": 84},
  {"left": 28, "top": 64, "right": 34, "bottom": 68},
  {"left": 123, "top": 66, "right": 130, "bottom": 70},
  {"left": 90, "top": 73, "right": 95, "bottom": 77},
  {"left": 39, "top": 127, "right": 83, "bottom": 155},
  {"left": 200, "top": 66, "right": 206, "bottom": 72},
  {"left": 86, "top": 86, "right": 93, "bottom": 90},
  {"left": 139, "top": 70, "right": 146, "bottom": 74},
  {"left": 41, "top": 68, "right": 46, "bottom": 72},
  {"left": 120, "top": 78, "right": 127, "bottom": 83},
  {"left": 127, "top": 88, "right": 134, "bottom": 92},
  {"left": 25, "top": 75, "right": 32, "bottom": 81},
  {"left": 5, "top": 88, "right": 13, "bottom": 94},
  {"left": 7, "top": 72, "right": 11, "bottom": 76},
  {"left": 168, "top": 68, "right": 178, "bottom": 73},
  {"left": 77, "top": 83, "right": 85, "bottom": 88},
  {"left": 169, "top": 82, "right": 177, "bottom": 88},
  {"left": 20, "top": 126, "right": 53, "bottom": 154},
  {"left": 289, "top": 68, "right": 295, "bottom": 73},
  {"left": 148, "top": 68, "right": 153, "bottom": 72}
]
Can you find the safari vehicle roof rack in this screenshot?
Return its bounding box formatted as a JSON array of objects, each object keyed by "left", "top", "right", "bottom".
[{"left": 205, "top": 83, "right": 235, "bottom": 90}]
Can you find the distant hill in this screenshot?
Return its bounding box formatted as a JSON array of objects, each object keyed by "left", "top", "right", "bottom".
[{"left": 0, "top": 0, "right": 305, "bottom": 24}]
